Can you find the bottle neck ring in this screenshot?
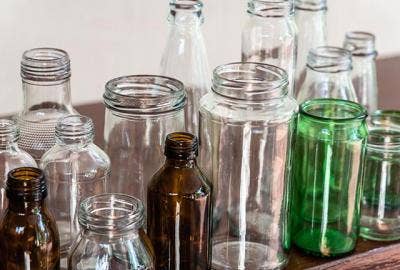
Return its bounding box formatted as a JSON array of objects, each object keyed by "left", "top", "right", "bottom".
[
  {"left": 307, "top": 46, "right": 352, "bottom": 73},
  {"left": 295, "top": 0, "right": 327, "bottom": 11},
  {"left": 248, "top": 0, "right": 294, "bottom": 17},
  {"left": 55, "top": 115, "right": 94, "bottom": 145},
  {"left": 169, "top": 0, "right": 204, "bottom": 24},
  {"left": 344, "top": 31, "right": 377, "bottom": 57}
]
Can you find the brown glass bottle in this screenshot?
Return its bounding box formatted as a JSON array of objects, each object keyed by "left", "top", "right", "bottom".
[
  {"left": 147, "top": 132, "right": 212, "bottom": 270},
  {"left": 0, "top": 167, "right": 60, "bottom": 270}
]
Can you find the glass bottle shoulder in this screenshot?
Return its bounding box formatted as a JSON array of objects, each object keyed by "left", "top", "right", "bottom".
[{"left": 0, "top": 146, "right": 37, "bottom": 169}]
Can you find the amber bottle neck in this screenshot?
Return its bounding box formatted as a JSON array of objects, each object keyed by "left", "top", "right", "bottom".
[
  {"left": 165, "top": 158, "right": 197, "bottom": 168},
  {"left": 8, "top": 199, "right": 45, "bottom": 213}
]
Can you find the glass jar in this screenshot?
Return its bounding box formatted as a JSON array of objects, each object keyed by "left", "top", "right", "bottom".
[
  {"left": 103, "top": 75, "right": 186, "bottom": 206},
  {"left": 16, "top": 48, "right": 78, "bottom": 163},
  {"left": 296, "top": 46, "right": 358, "bottom": 103},
  {"left": 0, "top": 119, "right": 36, "bottom": 216},
  {"left": 68, "top": 193, "right": 155, "bottom": 270},
  {"left": 0, "top": 167, "right": 60, "bottom": 270},
  {"left": 199, "top": 62, "right": 298, "bottom": 269},
  {"left": 242, "top": 0, "right": 297, "bottom": 95},
  {"left": 294, "top": 0, "right": 327, "bottom": 94},
  {"left": 291, "top": 99, "right": 368, "bottom": 257},
  {"left": 360, "top": 111, "right": 400, "bottom": 241},
  {"left": 40, "top": 115, "right": 110, "bottom": 266},
  {"left": 343, "top": 31, "right": 378, "bottom": 113},
  {"left": 160, "top": 0, "right": 210, "bottom": 135}
]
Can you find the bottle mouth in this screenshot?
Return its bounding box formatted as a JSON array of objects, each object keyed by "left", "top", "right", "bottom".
[
  {"left": 6, "top": 167, "right": 47, "bottom": 201},
  {"left": 307, "top": 46, "right": 352, "bottom": 73},
  {"left": 343, "top": 31, "right": 377, "bottom": 57},
  {"left": 368, "top": 110, "right": 400, "bottom": 147},
  {"left": 165, "top": 132, "right": 198, "bottom": 159},
  {"left": 295, "top": 0, "right": 327, "bottom": 11},
  {"left": 55, "top": 115, "right": 94, "bottom": 143},
  {"left": 21, "top": 48, "right": 71, "bottom": 83},
  {"left": 104, "top": 75, "right": 186, "bottom": 116},
  {"left": 248, "top": 0, "right": 294, "bottom": 17},
  {"left": 0, "top": 119, "right": 19, "bottom": 145},
  {"left": 170, "top": 0, "right": 203, "bottom": 12},
  {"left": 79, "top": 193, "right": 144, "bottom": 234},
  {"left": 212, "top": 62, "right": 288, "bottom": 101}
]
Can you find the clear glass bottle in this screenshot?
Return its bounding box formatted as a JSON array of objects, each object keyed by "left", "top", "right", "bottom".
[
  {"left": 343, "top": 31, "right": 378, "bottom": 113},
  {"left": 0, "top": 119, "right": 36, "bottom": 216},
  {"left": 296, "top": 46, "right": 358, "bottom": 103},
  {"left": 242, "top": 0, "right": 297, "bottom": 95},
  {"left": 147, "top": 132, "right": 212, "bottom": 269},
  {"left": 199, "top": 62, "right": 298, "bottom": 269},
  {"left": 68, "top": 193, "right": 155, "bottom": 270},
  {"left": 40, "top": 115, "right": 110, "bottom": 267},
  {"left": 294, "top": 0, "right": 327, "bottom": 95},
  {"left": 160, "top": 0, "right": 210, "bottom": 135},
  {"left": 16, "top": 48, "right": 78, "bottom": 163},
  {"left": 0, "top": 167, "right": 60, "bottom": 270},
  {"left": 291, "top": 99, "right": 368, "bottom": 257},
  {"left": 361, "top": 111, "right": 400, "bottom": 241},
  {"left": 103, "top": 75, "right": 186, "bottom": 208}
]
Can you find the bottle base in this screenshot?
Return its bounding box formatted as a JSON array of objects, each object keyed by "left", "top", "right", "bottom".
[{"left": 360, "top": 227, "right": 400, "bottom": 242}]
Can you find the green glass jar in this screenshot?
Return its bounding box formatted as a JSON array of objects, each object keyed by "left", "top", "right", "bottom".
[{"left": 291, "top": 98, "right": 368, "bottom": 257}]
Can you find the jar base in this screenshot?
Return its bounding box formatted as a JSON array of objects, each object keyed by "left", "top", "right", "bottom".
[{"left": 360, "top": 227, "right": 400, "bottom": 242}]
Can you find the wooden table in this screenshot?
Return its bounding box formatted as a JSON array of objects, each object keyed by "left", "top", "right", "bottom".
[{"left": 75, "top": 56, "right": 400, "bottom": 270}]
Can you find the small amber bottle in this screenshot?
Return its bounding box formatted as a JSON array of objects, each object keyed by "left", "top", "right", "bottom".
[
  {"left": 147, "top": 132, "right": 212, "bottom": 270},
  {"left": 0, "top": 167, "right": 60, "bottom": 270}
]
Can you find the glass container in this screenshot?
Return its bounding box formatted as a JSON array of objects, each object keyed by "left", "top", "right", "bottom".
[
  {"left": 291, "top": 99, "right": 368, "bottom": 257},
  {"left": 148, "top": 132, "right": 212, "bottom": 269},
  {"left": 40, "top": 115, "right": 110, "bottom": 267},
  {"left": 160, "top": 0, "right": 210, "bottom": 135},
  {"left": 103, "top": 75, "right": 186, "bottom": 207},
  {"left": 16, "top": 48, "right": 78, "bottom": 163},
  {"left": 294, "top": 0, "right": 327, "bottom": 95},
  {"left": 360, "top": 111, "right": 400, "bottom": 241},
  {"left": 296, "top": 46, "right": 358, "bottom": 103},
  {"left": 242, "top": 0, "right": 297, "bottom": 95},
  {"left": 0, "top": 119, "right": 36, "bottom": 216},
  {"left": 343, "top": 31, "right": 378, "bottom": 113},
  {"left": 68, "top": 193, "right": 155, "bottom": 270},
  {"left": 199, "top": 62, "right": 298, "bottom": 269},
  {"left": 0, "top": 167, "right": 60, "bottom": 270}
]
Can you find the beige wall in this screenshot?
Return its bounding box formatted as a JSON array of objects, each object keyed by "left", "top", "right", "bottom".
[{"left": 0, "top": 0, "right": 398, "bottom": 114}]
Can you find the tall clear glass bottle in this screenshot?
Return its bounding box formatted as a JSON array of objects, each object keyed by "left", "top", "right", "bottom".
[
  {"left": 296, "top": 46, "right": 357, "bottom": 103},
  {"left": 343, "top": 31, "right": 378, "bottom": 113},
  {"left": 160, "top": 0, "right": 210, "bottom": 135},
  {"left": 40, "top": 115, "right": 110, "bottom": 267},
  {"left": 242, "top": 0, "right": 297, "bottom": 95},
  {"left": 294, "top": 0, "right": 327, "bottom": 95},
  {"left": 199, "top": 63, "right": 298, "bottom": 269},
  {"left": 16, "top": 48, "right": 78, "bottom": 163},
  {"left": 0, "top": 119, "right": 36, "bottom": 216}
]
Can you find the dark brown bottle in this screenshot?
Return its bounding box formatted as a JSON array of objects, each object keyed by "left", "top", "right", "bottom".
[
  {"left": 147, "top": 132, "right": 212, "bottom": 270},
  {"left": 0, "top": 167, "right": 60, "bottom": 270}
]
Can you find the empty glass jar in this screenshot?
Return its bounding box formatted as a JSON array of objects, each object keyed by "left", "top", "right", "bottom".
[
  {"left": 199, "top": 62, "right": 298, "bottom": 269},
  {"left": 103, "top": 75, "right": 186, "bottom": 207},
  {"left": 68, "top": 193, "right": 155, "bottom": 270}
]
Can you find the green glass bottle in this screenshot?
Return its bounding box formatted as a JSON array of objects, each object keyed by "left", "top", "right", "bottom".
[{"left": 291, "top": 99, "right": 368, "bottom": 257}]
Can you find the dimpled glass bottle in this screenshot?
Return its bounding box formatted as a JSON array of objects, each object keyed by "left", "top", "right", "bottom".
[
  {"left": 0, "top": 167, "right": 60, "bottom": 270},
  {"left": 0, "top": 119, "right": 36, "bottom": 216},
  {"left": 16, "top": 48, "right": 77, "bottom": 163},
  {"left": 40, "top": 115, "right": 110, "bottom": 267},
  {"left": 147, "top": 132, "right": 212, "bottom": 269},
  {"left": 291, "top": 99, "right": 368, "bottom": 257}
]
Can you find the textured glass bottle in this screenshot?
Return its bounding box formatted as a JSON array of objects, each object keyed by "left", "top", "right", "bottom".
[
  {"left": 361, "top": 111, "right": 400, "bottom": 241},
  {"left": 343, "top": 31, "right": 378, "bottom": 113},
  {"left": 242, "top": 0, "right": 297, "bottom": 95},
  {"left": 199, "top": 63, "right": 298, "bottom": 269},
  {"left": 291, "top": 99, "right": 368, "bottom": 257},
  {"left": 294, "top": 0, "right": 327, "bottom": 94},
  {"left": 148, "top": 132, "right": 212, "bottom": 269},
  {"left": 16, "top": 48, "right": 77, "bottom": 163},
  {"left": 40, "top": 115, "right": 110, "bottom": 265},
  {"left": 0, "top": 167, "right": 60, "bottom": 270},
  {"left": 160, "top": 0, "right": 210, "bottom": 135},
  {"left": 296, "top": 46, "right": 358, "bottom": 103},
  {"left": 0, "top": 119, "right": 36, "bottom": 216},
  {"left": 68, "top": 194, "right": 155, "bottom": 270},
  {"left": 103, "top": 75, "right": 186, "bottom": 206}
]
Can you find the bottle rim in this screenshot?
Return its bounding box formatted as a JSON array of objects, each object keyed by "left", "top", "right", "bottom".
[
  {"left": 6, "top": 167, "right": 47, "bottom": 201},
  {"left": 248, "top": 0, "right": 294, "bottom": 17},
  {"left": 165, "top": 132, "right": 198, "bottom": 159},
  {"left": 55, "top": 115, "right": 95, "bottom": 143},
  {"left": 307, "top": 46, "right": 352, "bottom": 73},
  {"left": 104, "top": 75, "right": 186, "bottom": 115},
  {"left": 212, "top": 62, "right": 289, "bottom": 101},
  {"left": 0, "top": 119, "right": 19, "bottom": 145},
  {"left": 170, "top": 0, "right": 203, "bottom": 12},
  {"left": 344, "top": 31, "right": 377, "bottom": 57},
  {"left": 295, "top": 0, "right": 327, "bottom": 11},
  {"left": 368, "top": 110, "right": 400, "bottom": 147}
]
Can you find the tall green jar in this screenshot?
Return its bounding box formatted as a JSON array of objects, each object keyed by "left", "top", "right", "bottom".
[{"left": 291, "top": 98, "right": 368, "bottom": 257}]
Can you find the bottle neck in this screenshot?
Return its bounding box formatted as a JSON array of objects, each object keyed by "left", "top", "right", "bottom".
[
  {"left": 55, "top": 115, "right": 95, "bottom": 146},
  {"left": 248, "top": 0, "right": 294, "bottom": 17},
  {"left": 295, "top": 0, "right": 327, "bottom": 11},
  {"left": 165, "top": 158, "right": 197, "bottom": 168},
  {"left": 8, "top": 199, "right": 45, "bottom": 213},
  {"left": 0, "top": 120, "right": 20, "bottom": 150},
  {"left": 168, "top": 1, "right": 204, "bottom": 27}
]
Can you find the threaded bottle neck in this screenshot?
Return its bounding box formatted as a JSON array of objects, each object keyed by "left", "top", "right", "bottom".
[
  {"left": 6, "top": 167, "right": 47, "bottom": 202},
  {"left": 343, "top": 31, "right": 377, "bottom": 57},
  {"left": 164, "top": 132, "right": 198, "bottom": 160},
  {"left": 248, "top": 0, "right": 294, "bottom": 17},
  {"left": 307, "top": 46, "right": 352, "bottom": 73},
  {"left": 55, "top": 115, "right": 94, "bottom": 145},
  {"left": 0, "top": 119, "right": 19, "bottom": 149},
  {"left": 295, "top": 0, "right": 327, "bottom": 11}
]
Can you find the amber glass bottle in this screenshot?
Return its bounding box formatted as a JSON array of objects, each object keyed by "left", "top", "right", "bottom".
[
  {"left": 0, "top": 167, "right": 60, "bottom": 270},
  {"left": 147, "top": 132, "right": 212, "bottom": 270}
]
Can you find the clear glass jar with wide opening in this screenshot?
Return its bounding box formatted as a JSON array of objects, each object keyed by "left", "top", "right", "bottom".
[
  {"left": 103, "top": 75, "right": 186, "bottom": 207},
  {"left": 199, "top": 62, "right": 298, "bottom": 269}
]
